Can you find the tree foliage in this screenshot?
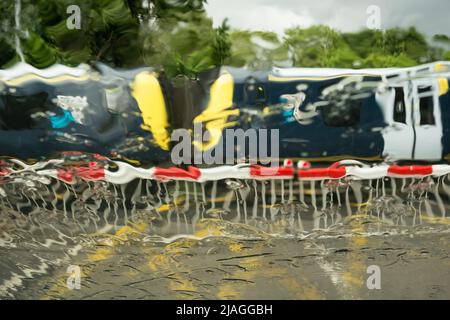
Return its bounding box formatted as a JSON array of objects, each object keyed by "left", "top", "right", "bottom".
[
  {"left": 226, "top": 30, "right": 289, "bottom": 70},
  {"left": 1, "top": 0, "right": 449, "bottom": 75}
]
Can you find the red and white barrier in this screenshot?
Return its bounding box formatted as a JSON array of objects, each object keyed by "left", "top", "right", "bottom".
[
  {"left": 3, "top": 157, "right": 450, "bottom": 184},
  {"left": 297, "top": 161, "right": 450, "bottom": 181}
]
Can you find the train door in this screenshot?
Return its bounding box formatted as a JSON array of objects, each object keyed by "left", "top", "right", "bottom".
[
  {"left": 411, "top": 79, "right": 443, "bottom": 161},
  {"left": 378, "top": 84, "right": 415, "bottom": 160}
]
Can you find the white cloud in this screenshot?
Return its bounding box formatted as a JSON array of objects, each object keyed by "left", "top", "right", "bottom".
[
  {"left": 206, "top": 0, "right": 316, "bottom": 35},
  {"left": 205, "top": 0, "right": 450, "bottom": 36}
]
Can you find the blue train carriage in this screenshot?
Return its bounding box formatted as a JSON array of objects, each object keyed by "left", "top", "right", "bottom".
[
  {"left": 0, "top": 62, "right": 171, "bottom": 163},
  {"left": 222, "top": 62, "right": 450, "bottom": 164},
  {"left": 0, "top": 61, "right": 240, "bottom": 165},
  {"left": 1, "top": 60, "right": 449, "bottom": 166}
]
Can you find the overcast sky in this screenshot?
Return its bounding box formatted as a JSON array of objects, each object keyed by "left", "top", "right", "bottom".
[{"left": 205, "top": 0, "right": 449, "bottom": 36}]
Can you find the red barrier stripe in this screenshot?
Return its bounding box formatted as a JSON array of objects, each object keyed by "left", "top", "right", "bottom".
[
  {"left": 57, "top": 167, "right": 105, "bottom": 183},
  {"left": 387, "top": 165, "right": 433, "bottom": 176},
  {"left": 57, "top": 170, "right": 74, "bottom": 184},
  {"left": 0, "top": 169, "right": 11, "bottom": 177},
  {"left": 249, "top": 165, "right": 295, "bottom": 178},
  {"left": 298, "top": 167, "right": 347, "bottom": 179},
  {"left": 74, "top": 167, "right": 105, "bottom": 180},
  {"left": 153, "top": 166, "right": 201, "bottom": 181}
]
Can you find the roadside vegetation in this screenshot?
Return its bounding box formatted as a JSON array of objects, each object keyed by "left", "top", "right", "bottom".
[{"left": 1, "top": 0, "right": 450, "bottom": 77}]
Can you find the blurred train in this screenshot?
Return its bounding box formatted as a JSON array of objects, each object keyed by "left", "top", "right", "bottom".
[{"left": 0, "top": 61, "right": 449, "bottom": 165}]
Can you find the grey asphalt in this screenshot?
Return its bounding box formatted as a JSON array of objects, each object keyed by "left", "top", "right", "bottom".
[{"left": 11, "top": 227, "right": 450, "bottom": 300}]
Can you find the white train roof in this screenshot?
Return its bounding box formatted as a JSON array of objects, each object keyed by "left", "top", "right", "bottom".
[
  {"left": 270, "top": 61, "right": 450, "bottom": 79},
  {"left": 1, "top": 61, "right": 449, "bottom": 84},
  {"left": 0, "top": 62, "right": 90, "bottom": 81}
]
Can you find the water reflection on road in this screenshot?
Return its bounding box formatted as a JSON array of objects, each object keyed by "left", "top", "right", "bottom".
[{"left": 1, "top": 176, "right": 449, "bottom": 299}]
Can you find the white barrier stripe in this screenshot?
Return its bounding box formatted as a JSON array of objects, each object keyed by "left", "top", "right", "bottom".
[
  {"left": 197, "top": 165, "right": 252, "bottom": 182},
  {"left": 3, "top": 158, "right": 450, "bottom": 183},
  {"left": 104, "top": 162, "right": 154, "bottom": 184}
]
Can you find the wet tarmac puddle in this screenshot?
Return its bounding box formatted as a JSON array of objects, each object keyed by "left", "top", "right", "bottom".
[{"left": 1, "top": 176, "right": 449, "bottom": 299}]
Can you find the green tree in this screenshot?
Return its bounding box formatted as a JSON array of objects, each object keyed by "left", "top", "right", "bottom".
[
  {"left": 445, "top": 51, "right": 450, "bottom": 60},
  {"left": 1, "top": 0, "right": 449, "bottom": 73},
  {"left": 143, "top": 10, "right": 231, "bottom": 78},
  {"left": 341, "top": 29, "right": 385, "bottom": 59},
  {"left": 226, "top": 30, "right": 289, "bottom": 70},
  {"left": 1, "top": 0, "right": 143, "bottom": 67},
  {"left": 284, "top": 25, "right": 360, "bottom": 68},
  {"left": 0, "top": 0, "right": 231, "bottom": 79}
]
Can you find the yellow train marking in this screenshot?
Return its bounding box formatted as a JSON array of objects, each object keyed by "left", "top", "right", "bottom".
[
  {"left": 193, "top": 72, "right": 239, "bottom": 151},
  {"left": 131, "top": 72, "right": 170, "bottom": 151}
]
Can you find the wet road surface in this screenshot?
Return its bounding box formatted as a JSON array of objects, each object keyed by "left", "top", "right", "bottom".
[
  {"left": 8, "top": 222, "right": 450, "bottom": 300},
  {"left": 1, "top": 177, "right": 450, "bottom": 299}
]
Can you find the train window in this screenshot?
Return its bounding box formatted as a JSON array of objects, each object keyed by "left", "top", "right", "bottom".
[
  {"left": 418, "top": 86, "right": 435, "bottom": 125},
  {"left": 321, "top": 101, "right": 361, "bottom": 127},
  {"left": 393, "top": 87, "right": 406, "bottom": 124},
  {"left": 1, "top": 92, "right": 49, "bottom": 129},
  {"left": 244, "top": 77, "right": 266, "bottom": 107}
]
